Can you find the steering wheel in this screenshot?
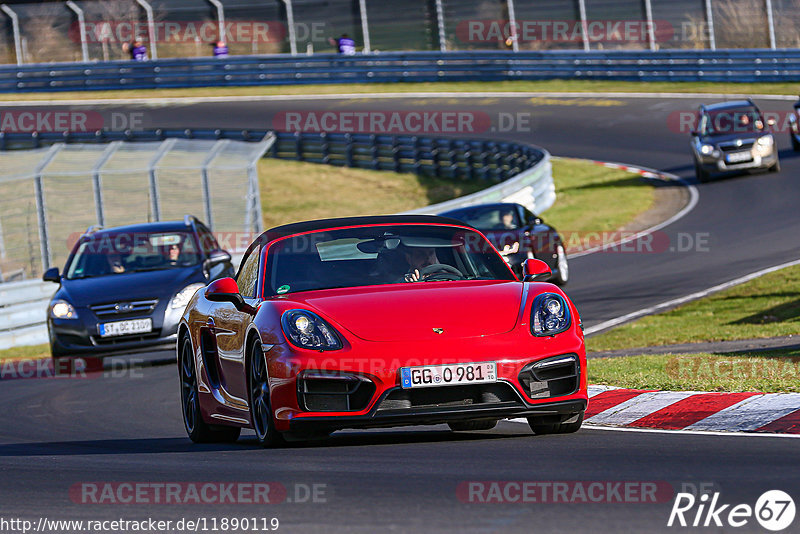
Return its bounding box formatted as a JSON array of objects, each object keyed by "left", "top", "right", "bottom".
[{"left": 417, "top": 263, "right": 465, "bottom": 281}]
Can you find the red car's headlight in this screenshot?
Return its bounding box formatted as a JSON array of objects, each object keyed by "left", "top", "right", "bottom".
[
  {"left": 281, "top": 309, "right": 343, "bottom": 351},
  {"left": 531, "top": 293, "right": 571, "bottom": 337}
]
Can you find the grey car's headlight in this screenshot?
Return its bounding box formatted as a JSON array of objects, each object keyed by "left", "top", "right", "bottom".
[
  {"left": 281, "top": 309, "right": 343, "bottom": 350},
  {"left": 531, "top": 293, "right": 571, "bottom": 336},
  {"left": 757, "top": 135, "right": 774, "bottom": 147},
  {"left": 169, "top": 283, "right": 205, "bottom": 310},
  {"left": 700, "top": 144, "right": 714, "bottom": 155},
  {"left": 50, "top": 299, "right": 78, "bottom": 319}
]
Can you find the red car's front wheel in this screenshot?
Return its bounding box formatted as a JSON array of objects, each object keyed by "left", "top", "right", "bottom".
[{"left": 248, "top": 342, "right": 284, "bottom": 448}]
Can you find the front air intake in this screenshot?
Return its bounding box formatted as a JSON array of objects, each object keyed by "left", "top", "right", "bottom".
[{"left": 518, "top": 354, "right": 580, "bottom": 399}]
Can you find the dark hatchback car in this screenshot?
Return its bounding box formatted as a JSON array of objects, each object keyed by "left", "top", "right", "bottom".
[
  {"left": 439, "top": 202, "right": 568, "bottom": 285},
  {"left": 43, "top": 216, "right": 234, "bottom": 368},
  {"left": 691, "top": 99, "right": 779, "bottom": 182}
]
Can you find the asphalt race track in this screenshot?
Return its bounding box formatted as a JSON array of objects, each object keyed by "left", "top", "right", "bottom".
[{"left": 1, "top": 94, "right": 799, "bottom": 533}]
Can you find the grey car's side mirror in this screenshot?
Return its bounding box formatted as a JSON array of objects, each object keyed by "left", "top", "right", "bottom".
[{"left": 205, "top": 250, "right": 231, "bottom": 267}]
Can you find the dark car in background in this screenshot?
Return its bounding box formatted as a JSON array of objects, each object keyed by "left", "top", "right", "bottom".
[
  {"left": 788, "top": 97, "right": 800, "bottom": 150},
  {"left": 691, "top": 99, "right": 779, "bottom": 182},
  {"left": 439, "top": 203, "right": 568, "bottom": 285},
  {"left": 43, "top": 216, "right": 234, "bottom": 369}
]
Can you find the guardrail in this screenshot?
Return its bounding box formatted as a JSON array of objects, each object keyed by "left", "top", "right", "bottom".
[
  {"left": 2, "top": 49, "right": 800, "bottom": 93},
  {"left": 0, "top": 127, "right": 554, "bottom": 350}
]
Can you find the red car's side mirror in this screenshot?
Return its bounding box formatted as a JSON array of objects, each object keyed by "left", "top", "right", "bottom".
[
  {"left": 522, "top": 258, "right": 551, "bottom": 282},
  {"left": 206, "top": 277, "right": 257, "bottom": 315}
]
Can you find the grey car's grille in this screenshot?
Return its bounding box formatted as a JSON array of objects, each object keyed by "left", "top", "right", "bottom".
[
  {"left": 718, "top": 140, "right": 755, "bottom": 152},
  {"left": 90, "top": 299, "right": 158, "bottom": 317}
]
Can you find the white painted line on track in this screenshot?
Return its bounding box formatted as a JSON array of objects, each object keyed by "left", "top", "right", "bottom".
[
  {"left": 686, "top": 393, "right": 800, "bottom": 432},
  {"left": 507, "top": 418, "right": 800, "bottom": 438},
  {"left": 561, "top": 160, "right": 699, "bottom": 260},
  {"left": 585, "top": 391, "right": 696, "bottom": 426},
  {"left": 584, "top": 257, "right": 800, "bottom": 335},
  {"left": 0, "top": 91, "right": 796, "bottom": 107}
]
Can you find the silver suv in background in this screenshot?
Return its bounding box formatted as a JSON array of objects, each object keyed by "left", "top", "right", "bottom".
[{"left": 690, "top": 99, "right": 779, "bottom": 182}]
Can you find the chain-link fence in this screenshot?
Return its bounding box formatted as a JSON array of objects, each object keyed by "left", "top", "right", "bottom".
[
  {"left": 0, "top": 136, "right": 273, "bottom": 282},
  {"left": 0, "top": 0, "right": 796, "bottom": 65}
]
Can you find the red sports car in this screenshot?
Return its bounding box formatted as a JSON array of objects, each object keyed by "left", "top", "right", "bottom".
[{"left": 177, "top": 215, "right": 587, "bottom": 446}]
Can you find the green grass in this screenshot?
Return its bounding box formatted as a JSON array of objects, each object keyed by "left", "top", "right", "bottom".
[
  {"left": 588, "top": 350, "right": 800, "bottom": 393},
  {"left": 589, "top": 265, "right": 800, "bottom": 352},
  {"left": 0, "top": 344, "right": 49, "bottom": 362},
  {"left": 1, "top": 80, "right": 798, "bottom": 101},
  {"left": 546, "top": 158, "right": 654, "bottom": 248}
]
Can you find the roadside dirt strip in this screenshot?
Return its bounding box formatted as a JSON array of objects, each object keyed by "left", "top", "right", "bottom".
[{"left": 579, "top": 385, "right": 800, "bottom": 435}]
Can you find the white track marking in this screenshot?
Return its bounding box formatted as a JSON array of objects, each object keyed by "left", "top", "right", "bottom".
[
  {"left": 584, "top": 257, "right": 800, "bottom": 335},
  {"left": 507, "top": 418, "right": 800, "bottom": 438},
  {"left": 585, "top": 391, "right": 696, "bottom": 425},
  {"left": 588, "top": 385, "right": 619, "bottom": 397},
  {"left": 561, "top": 160, "right": 699, "bottom": 259},
  {"left": 0, "top": 91, "right": 794, "bottom": 107},
  {"left": 686, "top": 393, "right": 800, "bottom": 432}
]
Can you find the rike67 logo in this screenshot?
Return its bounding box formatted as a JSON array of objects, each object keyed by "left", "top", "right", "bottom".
[{"left": 668, "top": 490, "right": 795, "bottom": 531}]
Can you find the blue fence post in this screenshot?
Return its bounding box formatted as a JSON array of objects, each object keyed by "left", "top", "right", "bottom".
[
  {"left": 294, "top": 131, "right": 304, "bottom": 161},
  {"left": 320, "top": 132, "right": 329, "bottom": 164},
  {"left": 392, "top": 137, "right": 401, "bottom": 173},
  {"left": 412, "top": 136, "right": 421, "bottom": 174},
  {"left": 370, "top": 134, "right": 379, "bottom": 170},
  {"left": 344, "top": 133, "right": 354, "bottom": 167}
]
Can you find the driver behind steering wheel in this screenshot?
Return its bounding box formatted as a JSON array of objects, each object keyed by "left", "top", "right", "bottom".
[{"left": 402, "top": 246, "right": 463, "bottom": 282}]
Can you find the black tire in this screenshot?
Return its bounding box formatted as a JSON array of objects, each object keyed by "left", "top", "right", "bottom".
[
  {"left": 527, "top": 411, "right": 584, "bottom": 435},
  {"left": 248, "top": 341, "right": 284, "bottom": 448},
  {"left": 553, "top": 244, "right": 569, "bottom": 286},
  {"left": 769, "top": 159, "right": 781, "bottom": 173},
  {"left": 694, "top": 160, "right": 710, "bottom": 183},
  {"left": 448, "top": 420, "right": 498, "bottom": 432},
  {"left": 179, "top": 334, "right": 241, "bottom": 444},
  {"left": 791, "top": 134, "right": 800, "bottom": 151}
]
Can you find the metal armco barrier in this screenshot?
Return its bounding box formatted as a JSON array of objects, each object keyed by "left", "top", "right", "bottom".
[
  {"left": 3, "top": 49, "right": 800, "bottom": 93},
  {"left": 0, "top": 128, "right": 553, "bottom": 350}
]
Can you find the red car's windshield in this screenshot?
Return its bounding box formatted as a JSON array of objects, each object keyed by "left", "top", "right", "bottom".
[{"left": 264, "top": 225, "right": 514, "bottom": 295}]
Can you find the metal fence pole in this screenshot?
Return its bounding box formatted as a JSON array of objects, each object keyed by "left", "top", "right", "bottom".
[
  {"left": 246, "top": 133, "right": 276, "bottom": 234},
  {"left": 643, "top": 0, "right": 656, "bottom": 51},
  {"left": 704, "top": 0, "right": 716, "bottom": 50},
  {"left": 765, "top": 0, "right": 776, "bottom": 49},
  {"left": 358, "top": 0, "right": 371, "bottom": 53},
  {"left": 207, "top": 0, "right": 226, "bottom": 43},
  {"left": 0, "top": 217, "right": 6, "bottom": 260},
  {"left": 200, "top": 140, "right": 229, "bottom": 231},
  {"left": 280, "top": 0, "right": 298, "bottom": 56},
  {"left": 66, "top": 1, "right": 89, "bottom": 62},
  {"left": 0, "top": 5, "right": 23, "bottom": 65},
  {"left": 434, "top": 0, "right": 447, "bottom": 52},
  {"left": 135, "top": 0, "right": 158, "bottom": 59},
  {"left": 577, "top": 0, "right": 590, "bottom": 51},
  {"left": 91, "top": 141, "right": 121, "bottom": 227},
  {"left": 506, "top": 0, "right": 519, "bottom": 52},
  {"left": 33, "top": 144, "right": 64, "bottom": 272},
  {"left": 147, "top": 138, "right": 176, "bottom": 222}
]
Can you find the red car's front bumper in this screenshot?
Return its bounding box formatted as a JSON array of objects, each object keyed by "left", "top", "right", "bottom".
[{"left": 265, "top": 332, "right": 587, "bottom": 434}]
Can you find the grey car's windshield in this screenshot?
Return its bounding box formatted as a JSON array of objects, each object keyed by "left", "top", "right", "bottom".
[
  {"left": 443, "top": 206, "right": 521, "bottom": 230},
  {"left": 702, "top": 107, "right": 765, "bottom": 136},
  {"left": 265, "top": 225, "right": 514, "bottom": 295},
  {"left": 65, "top": 231, "right": 201, "bottom": 279}
]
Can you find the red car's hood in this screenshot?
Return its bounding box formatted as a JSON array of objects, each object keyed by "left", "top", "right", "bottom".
[{"left": 291, "top": 280, "right": 524, "bottom": 342}]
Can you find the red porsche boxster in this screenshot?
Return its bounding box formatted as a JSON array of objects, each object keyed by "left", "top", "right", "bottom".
[{"left": 177, "top": 215, "right": 587, "bottom": 446}]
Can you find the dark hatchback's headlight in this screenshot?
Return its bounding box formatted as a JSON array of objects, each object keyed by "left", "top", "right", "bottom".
[
  {"left": 531, "top": 293, "right": 570, "bottom": 336},
  {"left": 281, "top": 309, "right": 343, "bottom": 350}
]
